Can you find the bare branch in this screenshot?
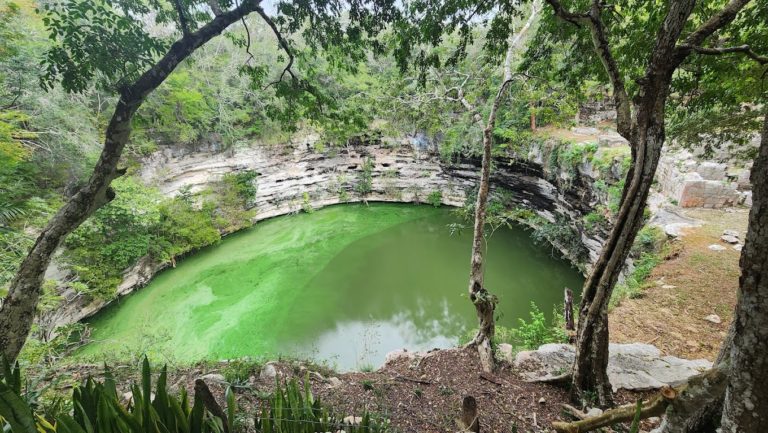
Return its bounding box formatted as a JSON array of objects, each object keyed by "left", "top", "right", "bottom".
[
  {"left": 545, "top": 0, "right": 632, "bottom": 138},
  {"left": 172, "top": 0, "right": 190, "bottom": 36},
  {"left": 683, "top": 44, "right": 768, "bottom": 65},
  {"left": 255, "top": 5, "right": 297, "bottom": 86},
  {"left": 544, "top": 0, "right": 589, "bottom": 27}
]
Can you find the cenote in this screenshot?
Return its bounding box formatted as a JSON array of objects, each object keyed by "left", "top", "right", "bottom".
[{"left": 78, "top": 203, "right": 583, "bottom": 369}]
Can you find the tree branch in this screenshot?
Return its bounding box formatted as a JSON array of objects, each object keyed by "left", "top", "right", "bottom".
[
  {"left": 545, "top": 0, "right": 632, "bottom": 139},
  {"left": 172, "top": 0, "right": 191, "bottom": 36},
  {"left": 256, "top": 5, "right": 297, "bottom": 86},
  {"left": 682, "top": 44, "right": 768, "bottom": 64},
  {"left": 553, "top": 386, "right": 678, "bottom": 433},
  {"left": 680, "top": 0, "right": 751, "bottom": 47}
]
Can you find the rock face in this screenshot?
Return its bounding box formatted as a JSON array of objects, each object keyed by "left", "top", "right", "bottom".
[
  {"left": 44, "top": 138, "right": 609, "bottom": 331},
  {"left": 511, "top": 343, "right": 712, "bottom": 391},
  {"left": 656, "top": 150, "right": 750, "bottom": 208}
]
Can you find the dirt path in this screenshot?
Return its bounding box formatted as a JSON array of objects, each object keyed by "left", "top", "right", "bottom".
[{"left": 609, "top": 207, "right": 749, "bottom": 361}]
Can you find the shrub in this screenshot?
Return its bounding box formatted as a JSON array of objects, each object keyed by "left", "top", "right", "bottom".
[
  {"left": 355, "top": 157, "right": 374, "bottom": 196},
  {"left": 426, "top": 190, "right": 442, "bottom": 207},
  {"left": 222, "top": 170, "right": 258, "bottom": 205},
  {"left": 510, "top": 302, "right": 568, "bottom": 350}
]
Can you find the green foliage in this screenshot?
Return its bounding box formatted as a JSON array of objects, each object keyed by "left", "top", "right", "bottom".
[
  {"left": 426, "top": 190, "right": 442, "bottom": 207},
  {"left": 508, "top": 302, "right": 568, "bottom": 350},
  {"left": 222, "top": 170, "right": 258, "bottom": 206},
  {"left": 583, "top": 208, "right": 609, "bottom": 233},
  {"left": 355, "top": 157, "right": 374, "bottom": 197},
  {"left": 255, "top": 377, "right": 386, "bottom": 433},
  {"left": 301, "top": 192, "right": 314, "bottom": 214},
  {"left": 531, "top": 216, "right": 588, "bottom": 263},
  {"left": 631, "top": 226, "right": 666, "bottom": 256},
  {"left": 611, "top": 251, "right": 663, "bottom": 308}
]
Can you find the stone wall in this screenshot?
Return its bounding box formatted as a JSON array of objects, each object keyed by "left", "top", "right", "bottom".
[{"left": 657, "top": 150, "right": 752, "bottom": 208}]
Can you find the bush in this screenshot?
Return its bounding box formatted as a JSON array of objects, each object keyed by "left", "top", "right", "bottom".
[
  {"left": 509, "top": 302, "right": 568, "bottom": 350},
  {"left": 355, "top": 157, "right": 374, "bottom": 196},
  {"left": 426, "top": 190, "right": 442, "bottom": 207},
  {"left": 222, "top": 170, "right": 258, "bottom": 206}
]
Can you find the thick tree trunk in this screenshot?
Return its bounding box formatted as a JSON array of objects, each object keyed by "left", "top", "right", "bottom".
[
  {"left": 720, "top": 113, "right": 768, "bottom": 432},
  {"left": 0, "top": 1, "right": 260, "bottom": 362}
]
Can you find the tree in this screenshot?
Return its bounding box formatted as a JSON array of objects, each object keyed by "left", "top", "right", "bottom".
[
  {"left": 0, "top": 0, "right": 397, "bottom": 362},
  {"left": 719, "top": 109, "right": 768, "bottom": 432},
  {"left": 543, "top": 0, "right": 760, "bottom": 406},
  {"left": 465, "top": 1, "right": 540, "bottom": 373}
]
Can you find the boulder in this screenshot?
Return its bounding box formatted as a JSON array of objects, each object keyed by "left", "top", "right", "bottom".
[
  {"left": 201, "top": 373, "right": 226, "bottom": 383},
  {"left": 598, "top": 132, "right": 629, "bottom": 147},
  {"left": 708, "top": 244, "right": 727, "bottom": 251},
  {"left": 720, "top": 235, "right": 740, "bottom": 244},
  {"left": 514, "top": 343, "right": 712, "bottom": 391},
  {"left": 723, "top": 229, "right": 740, "bottom": 238}
]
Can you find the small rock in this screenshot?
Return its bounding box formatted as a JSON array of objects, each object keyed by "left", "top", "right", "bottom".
[
  {"left": 343, "top": 416, "right": 363, "bottom": 426},
  {"left": 720, "top": 235, "right": 740, "bottom": 244},
  {"left": 259, "top": 364, "right": 277, "bottom": 381},
  {"left": 327, "top": 377, "right": 342, "bottom": 388},
  {"left": 662, "top": 284, "right": 677, "bottom": 289},
  {"left": 201, "top": 373, "right": 226, "bottom": 383},
  {"left": 723, "top": 229, "right": 740, "bottom": 238},
  {"left": 310, "top": 371, "right": 326, "bottom": 382},
  {"left": 733, "top": 244, "right": 743, "bottom": 252},
  {"left": 585, "top": 408, "right": 603, "bottom": 417},
  {"left": 708, "top": 244, "right": 727, "bottom": 251},
  {"left": 538, "top": 397, "right": 546, "bottom": 405},
  {"left": 496, "top": 343, "right": 514, "bottom": 363},
  {"left": 704, "top": 314, "right": 722, "bottom": 324}
]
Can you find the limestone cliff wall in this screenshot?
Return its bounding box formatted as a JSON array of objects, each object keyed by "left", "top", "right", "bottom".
[{"left": 44, "top": 138, "right": 608, "bottom": 330}]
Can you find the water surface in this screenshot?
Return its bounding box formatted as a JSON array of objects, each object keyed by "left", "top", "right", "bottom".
[{"left": 79, "top": 203, "right": 583, "bottom": 369}]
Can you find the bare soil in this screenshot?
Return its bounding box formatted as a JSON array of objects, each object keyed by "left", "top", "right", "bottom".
[{"left": 609, "top": 207, "right": 748, "bottom": 361}]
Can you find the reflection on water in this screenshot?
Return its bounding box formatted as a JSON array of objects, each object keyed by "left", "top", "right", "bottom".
[{"left": 79, "top": 203, "right": 583, "bottom": 369}]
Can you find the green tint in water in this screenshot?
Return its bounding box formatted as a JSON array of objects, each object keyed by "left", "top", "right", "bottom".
[{"left": 79, "top": 203, "right": 583, "bottom": 369}]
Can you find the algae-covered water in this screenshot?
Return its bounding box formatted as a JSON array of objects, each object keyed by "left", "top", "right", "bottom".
[{"left": 79, "top": 203, "right": 583, "bottom": 369}]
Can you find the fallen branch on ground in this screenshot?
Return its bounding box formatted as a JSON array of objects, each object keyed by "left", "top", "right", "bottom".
[{"left": 552, "top": 386, "right": 678, "bottom": 433}]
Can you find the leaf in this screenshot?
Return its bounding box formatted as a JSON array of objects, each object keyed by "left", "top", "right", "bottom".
[{"left": 0, "top": 381, "right": 37, "bottom": 433}]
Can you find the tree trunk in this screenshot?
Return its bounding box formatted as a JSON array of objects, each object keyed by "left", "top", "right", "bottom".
[
  {"left": 0, "top": 1, "right": 260, "bottom": 362},
  {"left": 466, "top": 91, "right": 501, "bottom": 373},
  {"left": 720, "top": 112, "right": 768, "bottom": 432}
]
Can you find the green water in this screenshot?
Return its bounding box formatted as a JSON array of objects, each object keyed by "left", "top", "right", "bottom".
[{"left": 79, "top": 203, "right": 583, "bottom": 370}]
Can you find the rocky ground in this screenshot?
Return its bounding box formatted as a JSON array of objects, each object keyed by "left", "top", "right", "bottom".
[{"left": 610, "top": 207, "right": 748, "bottom": 361}]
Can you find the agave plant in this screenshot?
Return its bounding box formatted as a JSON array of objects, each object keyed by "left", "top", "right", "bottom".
[
  {"left": 0, "top": 357, "right": 232, "bottom": 433},
  {"left": 255, "top": 377, "right": 386, "bottom": 433}
]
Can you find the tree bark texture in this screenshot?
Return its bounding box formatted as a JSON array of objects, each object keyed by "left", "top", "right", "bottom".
[
  {"left": 720, "top": 111, "right": 768, "bottom": 432},
  {"left": 0, "top": 0, "right": 261, "bottom": 362}
]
